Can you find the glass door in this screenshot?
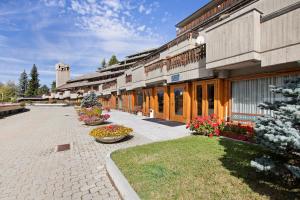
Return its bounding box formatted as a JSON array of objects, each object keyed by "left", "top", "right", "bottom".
[
  {"left": 170, "top": 84, "right": 186, "bottom": 122},
  {"left": 193, "top": 80, "right": 217, "bottom": 118},
  {"left": 155, "top": 87, "right": 165, "bottom": 119}
]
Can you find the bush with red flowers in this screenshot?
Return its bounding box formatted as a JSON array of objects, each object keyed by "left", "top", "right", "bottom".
[
  {"left": 186, "top": 114, "right": 225, "bottom": 137},
  {"left": 221, "top": 122, "right": 255, "bottom": 142}
]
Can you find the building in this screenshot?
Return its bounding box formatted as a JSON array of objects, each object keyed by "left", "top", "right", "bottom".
[
  {"left": 55, "top": 49, "right": 156, "bottom": 102},
  {"left": 56, "top": 0, "right": 300, "bottom": 124},
  {"left": 109, "top": 0, "right": 300, "bottom": 123}
]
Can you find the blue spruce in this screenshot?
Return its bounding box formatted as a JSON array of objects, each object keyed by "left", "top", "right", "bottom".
[{"left": 255, "top": 78, "right": 300, "bottom": 155}]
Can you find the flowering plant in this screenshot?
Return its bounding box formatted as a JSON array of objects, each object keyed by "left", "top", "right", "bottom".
[
  {"left": 222, "top": 122, "right": 254, "bottom": 141},
  {"left": 78, "top": 106, "right": 110, "bottom": 124},
  {"left": 186, "top": 114, "right": 225, "bottom": 137},
  {"left": 89, "top": 125, "right": 133, "bottom": 138}
]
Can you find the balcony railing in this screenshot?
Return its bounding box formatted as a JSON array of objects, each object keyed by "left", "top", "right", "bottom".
[
  {"left": 144, "top": 59, "right": 165, "bottom": 74},
  {"left": 103, "top": 81, "right": 117, "bottom": 90},
  {"left": 166, "top": 44, "right": 206, "bottom": 71},
  {"left": 177, "top": 0, "right": 249, "bottom": 35}
]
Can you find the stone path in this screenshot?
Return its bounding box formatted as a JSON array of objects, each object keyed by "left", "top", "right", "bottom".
[{"left": 0, "top": 107, "right": 189, "bottom": 200}]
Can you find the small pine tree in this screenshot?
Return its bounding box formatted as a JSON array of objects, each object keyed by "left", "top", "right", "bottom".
[
  {"left": 26, "top": 64, "right": 40, "bottom": 96},
  {"left": 108, "top": 55, "right": 119, "bottom": 66},
  {"left": 18, "top": 70, "right": 28, "bottom": 97},
  {"left": 80, "top": 92, "right": 101, "bottom": 108},
  {"left": 51, "top": 81, "right": 56, "bottom": 92},
  {"left": 255, "top": 78, "right": 300, "bottom": 155}
]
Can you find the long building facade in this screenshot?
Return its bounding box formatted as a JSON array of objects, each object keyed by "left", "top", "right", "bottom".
[{"left": 57, "top": 0, "right": 300, "bottom": 123}]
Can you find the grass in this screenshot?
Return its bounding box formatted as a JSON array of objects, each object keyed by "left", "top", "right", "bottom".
[{"left": 111, "top": 136, "right": 300, "bottom": 200}]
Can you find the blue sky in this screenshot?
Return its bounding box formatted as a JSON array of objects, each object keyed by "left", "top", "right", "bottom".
[{"left": 0, "top": 0, "right": 209, "bottom": 86}]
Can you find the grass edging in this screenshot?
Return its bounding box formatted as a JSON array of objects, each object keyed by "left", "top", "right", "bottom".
[{"left": 105, "top": 152, "right": 141, "bottom": 200}]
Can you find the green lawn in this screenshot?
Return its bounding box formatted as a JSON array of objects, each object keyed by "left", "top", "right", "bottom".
[{"left": 112, "top": 136, "right": 299, "bottom": 200}]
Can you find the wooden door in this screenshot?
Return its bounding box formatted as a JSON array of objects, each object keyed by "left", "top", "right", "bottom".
[
  {"left": 154, "top": 87, "right": 165, "bottom": 119},
  {"left": 192, "top": 80, "right": 218, "bottom": 118},
  {"left": 170, "top": 84, "right": 186, "bottom": 122}
]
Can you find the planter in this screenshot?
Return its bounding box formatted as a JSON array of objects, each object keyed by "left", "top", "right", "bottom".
[
  {"left": 95, "top": 135, "right": 127, "bottom": 144},
  {"left": 84, "top": 119, "right": 106, "bottom": 126}
]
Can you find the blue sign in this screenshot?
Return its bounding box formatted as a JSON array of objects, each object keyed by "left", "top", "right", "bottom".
[{"left": 171, "top": 74, "right": 180, "bottom": 82}]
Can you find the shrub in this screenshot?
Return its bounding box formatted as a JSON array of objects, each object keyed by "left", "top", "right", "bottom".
[
  {"left": 89, "top": 125, "right": 133, "bottom": 138},
  {"left": 19, "top": 102, "right": 26, "bottom": 107},
  {"left": 80, "top": 92, "right": 101, "bottom": 108},
  {"left": 186, "top": 114, "right": 225, "bottom": 137}
]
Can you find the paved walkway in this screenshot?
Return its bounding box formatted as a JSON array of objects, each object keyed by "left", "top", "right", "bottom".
[{"left": 0, "top": 107, "right": 189, "bottom": 200}]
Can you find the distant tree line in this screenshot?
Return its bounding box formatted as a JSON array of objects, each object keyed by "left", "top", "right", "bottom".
[{"left": 0, "top": 64, "right": 51, "bottom": 102}]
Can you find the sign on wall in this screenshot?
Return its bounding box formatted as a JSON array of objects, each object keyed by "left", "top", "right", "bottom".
[{"left": 171, "top": 74, "right": 180, "bottom": 82}]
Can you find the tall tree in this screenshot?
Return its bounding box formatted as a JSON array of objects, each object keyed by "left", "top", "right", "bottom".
[
  {"left": 38, "top": 85, "right": 50, "bottom": 95},
  {"left": 26, "top": 64, "right": 40, "bottom": 96},
  {"left": 108, "top": 55, "right": 119, "bottom": 66},
  {"left": 51, "top": 81, "right": 56, "bottom": 92},
  {"left": 18, "top": 70, "right": 28, "bottom": 97}
]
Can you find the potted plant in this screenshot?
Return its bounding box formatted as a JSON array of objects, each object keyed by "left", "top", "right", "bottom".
[
  {"left": 79, "top": 106, "right": 110, "bottom": 126},
  {"left": 89, "top": 125, "right": 133, "bottom": 143},
  {"left": 186, "top": 114, "right": 225, "bottom": 137}
]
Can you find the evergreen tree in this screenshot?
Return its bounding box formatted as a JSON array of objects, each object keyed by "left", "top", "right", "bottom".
[
  {"left": 38, "top": 85, "right": 50, "bottom": 95},
  {"left": 255, "top": 78, "right": 300, "bottom": 155},
  {"left": 18, "top": 70, "right": 28, "bottom": 97},
  {"left": 51, "top": 81, "right": 56, "bottom": 92},
  {"left": 101, "top": 59, "right": 106, "bottom": 68},
  {"left": 108, "top": 55, "right": 119, "bottom": 66},
  {"left": 26, "top": 64, "right": 40, "bottom": 96}
]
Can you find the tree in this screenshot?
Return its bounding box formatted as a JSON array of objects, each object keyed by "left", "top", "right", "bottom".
[
  {"left": 101, "top": 59, "right": 106, "bottom": 68},
  {"left": 80, "top": 92, "right": 101, "bottom": 108},
  {"left": 38, "top": 85, "right": 50, "bottom": 95},
  {"left": 51, "top": 81, "right": 56, "bottom": 92},
  {"left": 0, "top": 81, "right": 18, "bottom": 102},
  {"left": 18, "top": 70, "right": 28, "bottom": 97},
  {"left": 26, "top": 64, "right": 40, "bottom": 96},
  {"left": 108, "top": 55, "right": 119, "bottom": 66},
  {"left": 255, "top": 78, "right": 300, "bottom": 155}
]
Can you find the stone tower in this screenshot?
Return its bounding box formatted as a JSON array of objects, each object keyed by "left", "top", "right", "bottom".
[{"left": 55, "top": 63, "right": 70, "bottom": 88}]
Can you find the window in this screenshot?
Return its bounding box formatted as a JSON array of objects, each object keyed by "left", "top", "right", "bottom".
[
  {"left": 231, "top": 74, "right": 299, "bottom": 120},
  {"left": 207, "top": 84, "right": 215, "bottom": 115},
  {"left": 157, "top": 90, "right": 164, "bottom": 113},
  {"left": 196, "top": 85, "right": 202, "bottom": 116},
  {"left": 174, "top": 88, "right": 184, "bottom": 115}
]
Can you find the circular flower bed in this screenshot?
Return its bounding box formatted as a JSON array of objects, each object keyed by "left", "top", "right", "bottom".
[
  {"left": 78, "top": 106, "right": 110, "bottom": 125},
  {"left": 89, "top": 125, "right": 133, "bottom": 143}
]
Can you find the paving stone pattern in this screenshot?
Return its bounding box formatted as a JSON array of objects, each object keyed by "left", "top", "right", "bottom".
[{"left": 0, "top": 107, "right": 151, "bottom": 200}]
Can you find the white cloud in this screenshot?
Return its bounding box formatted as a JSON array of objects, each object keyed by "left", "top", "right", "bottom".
[{"left": 138, "top": 4, "right": 145, "bottom": 13}]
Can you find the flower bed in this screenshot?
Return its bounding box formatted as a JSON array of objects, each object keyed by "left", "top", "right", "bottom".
[
  {"left": 186, "top": 114, "right": 225, "bottom": 137},
  {"left": 221, "top": 122, "right": 254, "bottom": 142},
  {"left": 78, "top": 106, "right": 110, "bottom": 125},
  {"left": 89, "top": 125, "right": 133, "bottom": 143}
]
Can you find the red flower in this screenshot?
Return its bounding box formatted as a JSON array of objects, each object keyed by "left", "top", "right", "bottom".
[
  {"left": 214, "top": 129, "right": 220, "bottom": 136},
  {"left": 186, "top": 122, "right": 190, "bottom": 129},
  {"left": 209, "top": 133, "right": 213, "bottom": 138}
]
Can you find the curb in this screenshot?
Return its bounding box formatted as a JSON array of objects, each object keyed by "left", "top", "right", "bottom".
[{"left": 106, "top": 152, "right": 140, "bottom": 200}]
